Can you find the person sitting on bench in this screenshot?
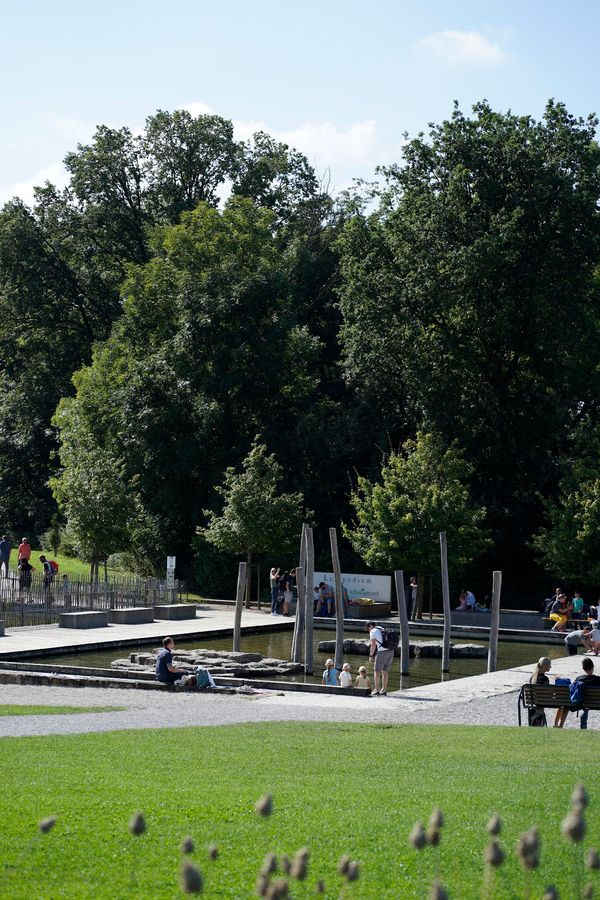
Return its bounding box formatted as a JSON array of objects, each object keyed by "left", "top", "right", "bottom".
[
  {"left": 555, "top": 657, "right": 600, "bottom": 728},
  {"left": 155, "top": 637, "right": 189, "bottom": 685}
]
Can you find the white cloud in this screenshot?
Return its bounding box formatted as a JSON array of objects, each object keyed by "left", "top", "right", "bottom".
[
  {"left": 183, "top": 101, "right": 214, "bottom": 117},
  {"left": 418, "top": 30, "right": 507, "bottom": 65},
  {"left": 0, "top": 162, "right": 68, "bottom": 208}
]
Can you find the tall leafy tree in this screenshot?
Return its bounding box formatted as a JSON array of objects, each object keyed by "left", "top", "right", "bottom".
[
  {"left": 199, "top": 439, "right": 306, "bottom": 603},
  {"left": 338, "top": 100, "right": 600, "bottom": 592},
  {"left": 344, "top": 431, "right": 489, "bottom": 607}
]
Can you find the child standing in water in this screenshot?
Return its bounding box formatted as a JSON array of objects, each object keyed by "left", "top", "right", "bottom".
[
  {"left": 338, "top": 662, "right": 352, "bottom": 688},
  {"left": 322, "top": 658, "right": 338, "bottom": 686},
  {"left": 355, "top": 665, "right": 371, "bottom": 690}
]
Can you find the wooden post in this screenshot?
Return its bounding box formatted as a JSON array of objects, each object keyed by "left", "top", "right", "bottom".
[
  {"left": 329, "top": 527, "right": 344, "bottom": 671},
  {"left": 233, "top": 561, "right": 246, "bottom": 652},
  {"left": 439, "top": 531, "right": 451, "bottom": 674},
  {"left": 304, "top": 526, "right": 315, "bottom": 674},
  {"left": 394, "top": 570, "right": 410, "bottom": 675},
  {"left": 487, "top": 570, "right": 502, "bottom": 673},
  {"left": 292, "top": 524, "right": 308, "bottom": 663},
  {"left": 244, "top": 553, "right": 252, "bottom": 608}
]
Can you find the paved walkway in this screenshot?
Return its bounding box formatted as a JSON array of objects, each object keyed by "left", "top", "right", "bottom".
[
  {"left": 0, "top": 604, "right": 292, "bottom": 658},
  {"left": 1, "top": 606, "right": 599, "bottom": 737}
]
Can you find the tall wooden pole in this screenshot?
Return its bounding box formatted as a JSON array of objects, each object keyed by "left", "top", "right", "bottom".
[
  {"left": 233, "top": 561, "right": 246, "bottom": 652},
  {"left": 394, "top": 570, "right": 410, "bottom": 675},
  {"left": 291, "top": 524, "right": 308, "bottom": 663},
  {"left": 487, "top": 570, "right": 502, "bottom": 673},
  {"left": 304, "top": 526, "right": 315, "bottom": 674},
  {"left": 330, "top": 527, "right": 344, "bottom": 671},
  {"left": 439, "top": 531, "right": 451, "bottom": 674}
]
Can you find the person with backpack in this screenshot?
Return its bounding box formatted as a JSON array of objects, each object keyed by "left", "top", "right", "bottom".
[
  {"left": 366, "top": 620, "right": 397, "bottom": 696},
  {"left": 555, "top": 657, "right": 600, "bottom": 728}
]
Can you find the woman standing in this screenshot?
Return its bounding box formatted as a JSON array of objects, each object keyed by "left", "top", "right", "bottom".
[{"left": 270, "top": 567, "right": 281, "bottom": 616}]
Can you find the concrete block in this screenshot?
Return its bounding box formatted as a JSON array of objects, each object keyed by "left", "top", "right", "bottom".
[
  {"left": 59, "top": 611, "right": 109, "bottom": 629},
  {"left": 153, "top": 604, "right": 197, "bottom": 620},
  {"left": 108, "top": 607, "right": 154, "bottom": 625}
]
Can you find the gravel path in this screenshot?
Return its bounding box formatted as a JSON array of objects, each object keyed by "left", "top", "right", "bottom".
[{"left": 1, "top": 680, "right": 597, "bottom": 738}]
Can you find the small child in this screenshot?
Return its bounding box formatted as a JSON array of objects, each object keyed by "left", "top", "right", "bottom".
[
  {"left": 338, "top": 662, "right": 352, "bottom": 688},
  {"left": 355, "top": 665, "right": 371, "bottom": 690},
  {"left": 322, "top": 658, "right": 338, "bottom": 686}
]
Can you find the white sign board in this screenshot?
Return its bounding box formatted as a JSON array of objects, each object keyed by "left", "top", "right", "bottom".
[
  {"left": 313, "top": 571, "right": 391, "bottom": 604},
  {"left": 166, "top": 555, "right": 176, "bottom": 590}
]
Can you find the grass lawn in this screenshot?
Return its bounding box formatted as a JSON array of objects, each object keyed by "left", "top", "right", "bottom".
[
  {"left": 1, "top": 722, "right": 599, "bottom": 898},
  {"left": 0, "top": 705, "right": 125, "bottom": 716},
  {"left": 6, "top": 551, "right": 131, "bottom": 580}
]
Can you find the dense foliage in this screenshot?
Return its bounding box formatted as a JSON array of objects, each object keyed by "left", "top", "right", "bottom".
[{"left": 2, "top": 101, "right": 600, "bottom": 600}]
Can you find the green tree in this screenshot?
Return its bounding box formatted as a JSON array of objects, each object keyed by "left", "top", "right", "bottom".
[
  {"left": 344, "top": 432, "right": 489, "bottom": 608},
  {"left": 338, "top": 100, "right": 600, "bottom": 594},
  {"left": 533, "top": 423, "right": 600, "bottom": 584},
  {"left": 51, "top": 399, "right": 130, "bottom": 581},
  {"left": 199, "top": 440, "right": 306, "bottom": 604}
]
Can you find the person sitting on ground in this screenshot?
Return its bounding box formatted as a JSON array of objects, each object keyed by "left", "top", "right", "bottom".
[
  {"left": 465, "top": 589, "right": 477, "bottom": 610},
  {"left": 338, "top": 662, "right": 352, "bottom": 688},
  {"left": 549, "top": 594, "right": 572, "bottom": 632},
  {"left": 322, "top": 658, "right": 338, "bottom": 686},
  {"left": 355, "top": 665, "right": 371, "bottom": 690},
  {"left": 555, "top": 657, "right": 600, "bottom": 729},
  {"left": 528, "top": 657, "right": 552, "bottom": 726},
  {"left": 155, "top": 637, "right": 189, "bottom": 685},
  {"left": 456, "top": 590, "right": 469, "bottom": 611},
  {"left": 564, "top": 624, "right": 594, "bottom": 656}
]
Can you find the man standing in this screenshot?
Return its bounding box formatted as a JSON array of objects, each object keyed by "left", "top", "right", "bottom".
[
  {"left": 367, "top": 620, "right": 394, "bottom": 696},
  {"left": 0, "top": 536, "right": 11, "bottom": 576},
  {"left": 155, "top": 637, "right": 189, "bottom": 685}
]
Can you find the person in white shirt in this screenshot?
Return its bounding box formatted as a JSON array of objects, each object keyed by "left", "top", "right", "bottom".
[
  {"left": 338, "top": 662, "right": 352, "bottom": 688},
  {"left": 367, "top": 620, "right": 394, "bottom": 696}
]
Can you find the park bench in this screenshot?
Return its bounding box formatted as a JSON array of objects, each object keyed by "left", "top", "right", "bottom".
[
  {"left": 153, "top": 604, "right": 197, "bottom": 620},
  {"left": 108, "top": 607, "right": 154, "bottom": 625},
  {"left": 517, "top": 683, "right": 600, "bottom": 726},
  {"left": 59, "top": 611, "right": 109, "bottom": 629}
]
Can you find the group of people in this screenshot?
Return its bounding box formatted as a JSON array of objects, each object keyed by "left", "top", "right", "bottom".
[
  {"left": 269, "top": 567, "right": 295, "bottom": 616},
  {"left": 321, "top": 620, "right": 395, "bottom": 696},
  {"left": 0, "top": 535, "right": 59, "bottom": 595},
  {"left": 543, "top": 587, "right": 598, "bottom": 632},
  {"left": 529, "top": 655, "right": 600, "bottom": 728}
]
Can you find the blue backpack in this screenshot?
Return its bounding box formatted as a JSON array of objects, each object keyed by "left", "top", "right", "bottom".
[{"left": 569, "top": 680, "right": 584, "bottom": 708}]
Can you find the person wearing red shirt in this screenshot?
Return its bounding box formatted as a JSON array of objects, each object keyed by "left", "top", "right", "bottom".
[{"left": 18, "top": 538, "right": 31, "bottom": 561}]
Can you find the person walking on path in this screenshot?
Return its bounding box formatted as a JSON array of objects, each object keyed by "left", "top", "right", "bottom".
[
  {"left": 367, "top": 620, "right": 394, "bottom": 696},
  {"left": 0, "top": 536, "right": 11, "bottom": 576},
  {"left": 18, "top": 537, "right": 31, "bottom": 562}
]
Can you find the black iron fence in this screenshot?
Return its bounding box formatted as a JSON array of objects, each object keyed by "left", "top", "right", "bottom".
[{"left": 0, "top": 571, "right": 185, "bottom": 628}]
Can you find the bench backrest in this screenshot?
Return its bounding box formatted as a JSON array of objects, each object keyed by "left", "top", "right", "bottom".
[{"left": 522, "top": 683, "right": 600, "bottom": 709}]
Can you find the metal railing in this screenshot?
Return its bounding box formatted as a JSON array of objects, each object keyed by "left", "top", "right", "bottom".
[{"left": 0, "top": 571, "right": 185, "bottom": 628}]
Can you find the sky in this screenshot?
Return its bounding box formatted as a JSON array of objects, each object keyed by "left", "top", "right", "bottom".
[{"left": 2, "top": 0, "right": 600, "bottom": 205}]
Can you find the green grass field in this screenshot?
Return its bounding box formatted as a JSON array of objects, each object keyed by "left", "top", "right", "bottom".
[
  {"left": 1, "top": 722, "right": 599, "bottom": 898},
  {"left": 5, "top": 551, "right": 130, "bottom": 580},
  {"left": 0, "top": 705, "right": 125, "bottom": 716}
]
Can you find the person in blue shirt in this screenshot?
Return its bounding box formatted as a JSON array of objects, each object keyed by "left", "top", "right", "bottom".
[
  {"left": 155, "top": 637, "right": 188, "bottom": 684},
  {"left": 322, "top": 658, "right": 338, "bottom": 686},
  {"left": 0, "top": 536, "right": 11, "bottom": 577}
]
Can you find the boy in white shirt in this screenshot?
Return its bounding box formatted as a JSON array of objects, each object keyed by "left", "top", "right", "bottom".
[{"left": 338, "top": 662, "right": 352, "bottom": 688}]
